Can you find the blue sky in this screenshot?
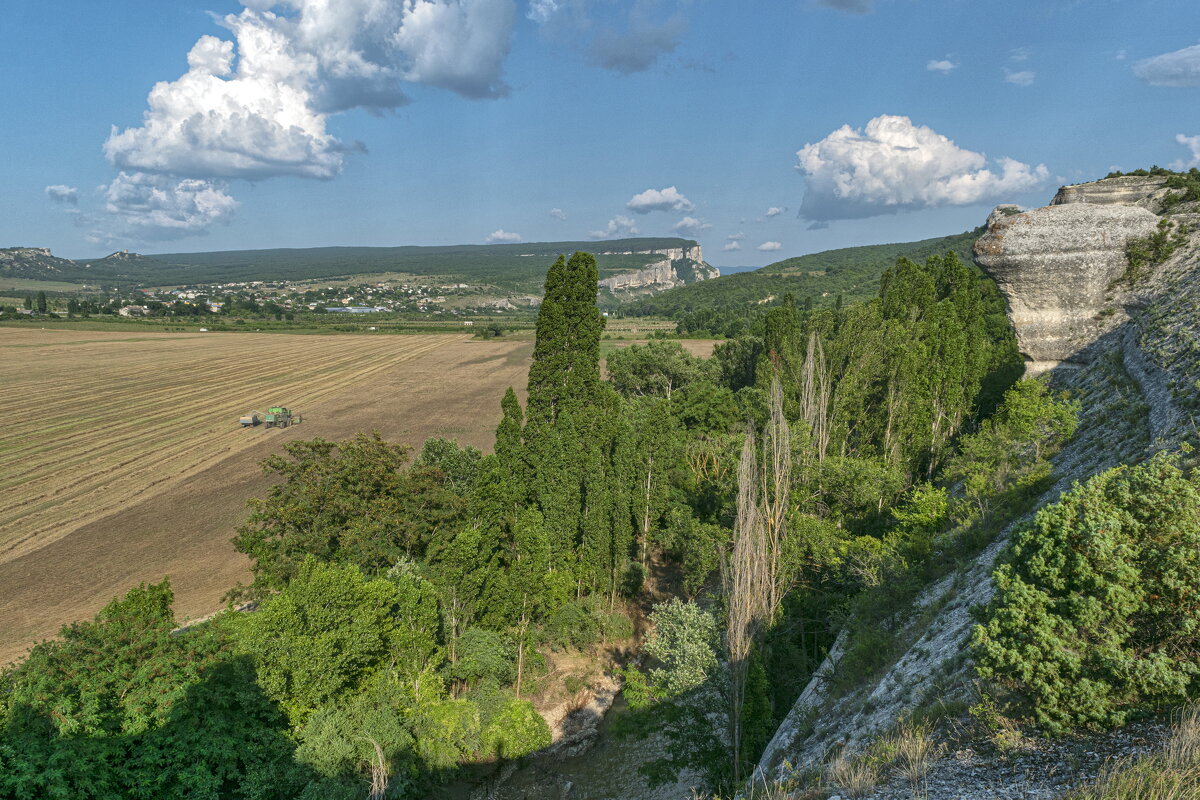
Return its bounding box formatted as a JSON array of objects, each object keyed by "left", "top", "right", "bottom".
[{"left": 4, "top": 0, "right": 1199, "bottom": 265}]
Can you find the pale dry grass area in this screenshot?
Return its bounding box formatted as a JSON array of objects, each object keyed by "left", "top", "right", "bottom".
[
  {"left": 0, "top": 328, "right": 532, "bottom": 664},
  {"left": 1065, "top": 707, "right": 1200, "bottom": 800}
]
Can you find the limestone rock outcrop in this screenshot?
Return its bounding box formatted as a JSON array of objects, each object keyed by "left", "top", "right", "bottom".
[
  {"left": 1051, "top": 175, "right": 1171, "bottom": 210},
  {"left": 597, "top": 244, "right": 718, "bottom": 294},
  {"left": 0, "top": 247, "right": 82, "bottom": 281},
  {"left": 974, "top": 200, "right": 1159, "bottom": 372}
]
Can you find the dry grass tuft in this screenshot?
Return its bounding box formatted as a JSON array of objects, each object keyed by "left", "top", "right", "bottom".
[
  {"left": 890, "top": 721, "right": 943, "bottom": 786},
  {"left": 826, "top": 751, "right": 882, "bottom": 797},
  {"left": 1064, "top": 706, "right": 1200, "bottom": 800}
]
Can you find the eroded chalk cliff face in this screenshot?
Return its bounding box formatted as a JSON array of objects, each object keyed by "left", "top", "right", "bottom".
[
  {"left": 974, "top": 198, "right": 1159, "bottom": 373},
  {"left": 597, "top": 244, "right": 719, "bottom": 294}
]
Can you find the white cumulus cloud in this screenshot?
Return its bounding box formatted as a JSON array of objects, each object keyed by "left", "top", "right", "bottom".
[
  {"left": 722, "top": 239, "right": 742, "bottom": 252},
  {"left": 92, "top": 172, "right": 238, "bottom": 244},
  {"left": 1004, "top": 69, "right": 1035, "bottom": 86},
  {"left": 795, "top": 114, "right": 1048, "bottom": 221},
  {"left": 88, "top": 0, "right": 516, "bottom": 242},
  {"left": 45, "top": 185, "right": 79, "bottom": 205},
  {"left": 548, "top": 207, "right": 567, "bottom": 220},
  {"left": 1174, "top": 133, "right": 1200, "bottom": 169},
  {"left": 926, "top": 59, "right": 956, "bottom": 73},
  {"left": 757, "top": 241, "right": 782, "bottom": 252},
  {"left": 395, "top": 0, "right": 516, "bottom": 98},
  {"left": 1134, "top": 44, "right": 1200, "bottom": 87},
  {"left": 589, "top": 215, "right": 640, "bottom": 239},
  {"left": 485, "top": 228, "right": 521, "bottom": 242},
  {"left": 764, "top": 206, "right": 785, "bottom": 218},
  {"left": 673, "top": 216, "right": 711, "bottom": 235},
  {"left": 626, "top": 185, "right": 694, "bottom": 214},
  {"left": 106, "top": 1, "right": 516, "bottom": 183}
]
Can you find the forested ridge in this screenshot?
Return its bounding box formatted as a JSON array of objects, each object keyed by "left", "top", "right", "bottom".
[
  {"left": 2, "top": 238, "right": 694, "bottom": 290},
  {"left": 619, "top": 230, "right": 980, "bottom": 334},
  {"left": 10, "top": 242, "right": 1195, "bottom": 800}
]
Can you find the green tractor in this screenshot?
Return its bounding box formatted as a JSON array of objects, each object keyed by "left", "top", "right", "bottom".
[{"left": 263, "top": 407, "right": 299, "bottom": 428}]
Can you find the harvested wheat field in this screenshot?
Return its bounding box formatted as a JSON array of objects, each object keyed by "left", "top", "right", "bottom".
[{"left": 0, "top": 328, "right": 532, "bottom": 664}]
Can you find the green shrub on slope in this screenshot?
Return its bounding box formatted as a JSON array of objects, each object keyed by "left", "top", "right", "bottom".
[{"left": 974, "top": 454, "right": 1200, "bottom": 733}]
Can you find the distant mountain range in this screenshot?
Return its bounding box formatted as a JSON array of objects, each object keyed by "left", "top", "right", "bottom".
[
  {"left": 2, "top": 232, "right": 981, "bottom": 310},
  {"left": 0, "top": 238, "right": 705, "bottom": 293}
]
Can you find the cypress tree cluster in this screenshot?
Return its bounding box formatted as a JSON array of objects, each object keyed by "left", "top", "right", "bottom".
[{"left": 485, "top": 252, "right": 636, "bottom": 600}]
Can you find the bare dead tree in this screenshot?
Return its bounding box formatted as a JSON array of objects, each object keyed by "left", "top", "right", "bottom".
[
  {"left": 723, "top": 428, "right": 764, "bottom": 783},
  {"left": 798, "top": 332, "right": 830, "bottom": 462},
  {"left": 761, "top": 375, "right": 792, "bottom": 616},
  {"left": 722, "top": 374, "right": 794, "bottom": 781},
  {"left": 366, "top": 738, "right": 389, "bottom": 800}
]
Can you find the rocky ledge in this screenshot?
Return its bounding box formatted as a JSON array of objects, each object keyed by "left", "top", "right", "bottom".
[
  {"left": 974, "top": 191, "right": 1160, "bottom": 372},
  {"left": 1051, "top": 174, "right": 1173, "bottom": 210}
]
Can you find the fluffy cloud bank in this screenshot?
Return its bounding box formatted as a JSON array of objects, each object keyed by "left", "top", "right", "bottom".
[
  {"left": 672, "top": 216, "right": 711, "bottom": 235},
  {"left": 107, "top": 1, "right": 515, "bottom": 182},
  {"left": 1134, "top": 44, "right": 1200, "bottom": 87},
  {"left": 626, "top": 185, "right": 694, "bottom": 214},
  {"left": 795, "top": 115, "right": 1048, "bottom": 221},
  {"left": 92, "top": 172, "right": 239, "bottom": 244},
  {"left": 45, "top": 185, "right": 79, "bottom": 206},
  {"left": 926, "top": 59, "right": 956, "bottom": 73},
  {"left": 82, "top": 0, "right": 516, "bottom": 242},
  {"left": 757, "top": 241, "right": 782, "bottom": 252},
  {"left": 1175, "top": 134, "right": 1200, "bottom": 169},
  {"left": 589, "top": 215, "right": 640, "bottom": 239},
  {"left": 485, "top": 228, "right": 521, "bottom": 242}
]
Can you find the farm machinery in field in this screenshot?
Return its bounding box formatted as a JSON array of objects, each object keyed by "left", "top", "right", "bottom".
[{"left": 239, "top": 407, "right": 302, "bottom": 428}]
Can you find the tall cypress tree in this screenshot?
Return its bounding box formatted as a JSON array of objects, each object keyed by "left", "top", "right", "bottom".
[{"left": 521, "top": 252, "right": 620, "bottom": 589}]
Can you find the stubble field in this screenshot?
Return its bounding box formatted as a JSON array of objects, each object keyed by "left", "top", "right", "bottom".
[{"left": 0, "top": 328, "right": 533, "bottom": 664}]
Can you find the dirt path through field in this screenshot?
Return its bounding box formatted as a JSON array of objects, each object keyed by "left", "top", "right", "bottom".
[{"left": 0, "top": 331, "right": 531, "bottom": 665}]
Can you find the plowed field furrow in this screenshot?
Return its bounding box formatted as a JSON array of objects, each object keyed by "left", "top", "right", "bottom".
[
  {"left": 0, "top": 337, "right": 447, "bottom": 528},
  {"left": 0, "top": 335, "right": 394, "bottom": 440},
  {"left": 0, "top": 330, "right": 467, "bottom": 556},
  {"left": 0, "top": 338, "right": 442, "bottom": 486},
  {"left": 0, "top": 340, "right": 445, "bottom": 526},
  {"left": 0, "top": 335, "right": 444, "bottom": 468}
]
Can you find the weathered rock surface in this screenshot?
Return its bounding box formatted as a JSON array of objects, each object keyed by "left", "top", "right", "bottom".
[
  {"left": 598, "top": 244, "right": 718, "bottom": 293},
  {"left": 974, "top": 201, "right": 1159, "bottom": 372},
  {"left": 1051, "top": 175, "right": 1171, "bottom": 210}
]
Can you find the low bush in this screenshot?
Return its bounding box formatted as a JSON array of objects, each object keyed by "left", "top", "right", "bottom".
[{"left": 974, "top": 454, "right": 1200, "bottom": 733}]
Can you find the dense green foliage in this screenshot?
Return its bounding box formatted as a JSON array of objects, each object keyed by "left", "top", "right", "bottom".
[
  {"left": 974, "top": 455, "right": 1200, "bottom": 733},
  {"left": 1118, "top": 218, "right": 1192, "bottom": 286},
  {"left": 3, "top": 241, "right": 1072, "bottom": 798},
  {"left": 621, "top": 230, "right": 981, "bottom": 333},
  {"left": 230, "top": 434, "right": 466, "bottom": 595},
  {"left": 0, "top": 582, "right": 325, "bottom": 800}
]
